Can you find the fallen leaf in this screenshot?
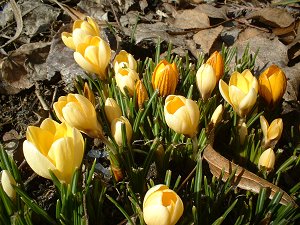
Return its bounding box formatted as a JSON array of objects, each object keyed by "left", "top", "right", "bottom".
[
  {"left": 195, "top": 4, "right": 228, "bottom": 20},
  {"left": 193, "top": 25, "right": 223, "bottom": 54},
  {"left": 237, "top": 27, "right": 268, "bottom": 43},
  {"left": 282, "top": 63, "right": 300, "bottom": 103},
  {"left": 247, "top": 7, "right": 295, "bottom": 28},
  {"left": 173, "top": 9, "right": 210, "bottom": 29}
]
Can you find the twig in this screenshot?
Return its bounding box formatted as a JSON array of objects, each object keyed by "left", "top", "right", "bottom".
[
  {"left": 109, "top": 1, "right": 122, "bottom": 31},
  {"left": 177, "top": 166, "right": 196, "bottom": 192},
  {"left": 82, "top": 172, "right": 89, "bottom": 225},
  {"left": 35, "top": 85, "right": 49, "bottom": 111}
]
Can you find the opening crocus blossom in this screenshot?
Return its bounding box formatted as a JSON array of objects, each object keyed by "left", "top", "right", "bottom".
[
  {"left": 53, "top": 94, "right": 103, "bottom": 138},
  {"left": 61, "top": 17, "right": 100, "bottom": 50},
  {"left": 196, "top": 63, "right": 217, "bottom": 101},
  {"left": 115, "top": 67, "right": 140, "bottom": 96},
  {"left": 23, "top": 118, "right": 84, "bottom": 184},
  {"left": 143, "top": 184, "right": 184, "bottom": 225},
  {"left": 258, "top": 65, "right": 287, "bottom": 107},
  {"left": 113, "top": 50, "right": 137, "bottom": 72},
  {"left": 152, "top": 60, "right": 179, "bottom": 97},
  {"left": 219, "top": 69, "right": 258, "bottom": 118},
  {"left": 164, "top": 95, "right": 200, "bottom": 137},
  {"left": 260, "top": 116, "right": 283, "bottom": 149},
  {"left": 111, "top": 116, "right": 133, "bottom": 146},
  {"left": 74, "top": 36, "right": 111, "bottom": 80}
]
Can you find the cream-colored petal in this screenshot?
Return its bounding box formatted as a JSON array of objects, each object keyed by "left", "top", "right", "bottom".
[
  {"left": 97, "top": 39, "right": 111, "bottom": 73},
  {"left": 87, "top": 17, "right": 100, "bottom": 36},
  {"left": 219, "top": 80, "right": 231, "bottom": 106},
  {"left": 23, "top": 140, "right": 56, "bottom": 180},
  {"left": 258, "top": 148, "right": 275, "bottom": 170},
  {"left": 61, "top": 32, "right": 76, "bottom": 50},
  {"left": 0, "top": 170, "right": 16, "bottom": 200},
  {"left": 164, "top": 190, "right": 184, "bottom": 225},
  {"left": 260, "top": 116, "right": 269, "bottom": 139},
  {"left": 84, "top": 45, "right": 99, "bottom": 67},
  {"left": 47, "top": 137, "right": 75, "bottom": 183},
  {"left": 235, "top": 73, "right": 249, "bottom": 94},
  {"left": 196, "top": 64, "right": 216, "bottom": 100},
  {"left": 143, "top": 204, "right": 170, "bottom": 225},
  {"left": 53, "top": 100, "right": 68, "bottom": 123},
  {"left": 71, "top": 127, "right": 85, "bottom": 168},
  {"left": 238, "top": 87, "right": 257, "bottom": 117},
  {"left": 74, "top": 52, "right": 98, "bottom": 75},
  {"left": 228, "top": 85, "right": 245, "bottom": 113},
  {"left": 72, "top": 29, "right": 89, "bottom": 47},
  {"left": 229, "top": 71, "right": 240, "bottom": 86},
  {"left": 105, "top": 98, "right": 122, "bottom": 123},
  {"left": 74, "top": 94, "right": 96, "bottom": 117},
  {"left": 268, "top": 119, "right": 283, "bottom": 140},
  {"left": 143, "top": 184, "right": 169, "bottom": 208},
  {"left": 26, "top": 126, "right": 54, "bottom": 156}
]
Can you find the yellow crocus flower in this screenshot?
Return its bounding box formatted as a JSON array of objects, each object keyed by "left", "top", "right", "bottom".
[
  {"left": 206, "top": 51, "right": 224, "bottom": 81},
  {"left": 258, "top": 65, "right": 287, "bottom": 107},
  {"left": 23, "top": 118, "right": 84, "bottom": 184},
  {"left": 196, "top": 63, "right": 217, "bottom": 101},
  {"left": 113, "top": 50, "right": 137, "bottom": 72},
  {"left": 74, "top": 36, "right": 111, "bottom": 80},
  {"left": 53, "top": 94, "right": 103, "bottom": 138},
  {"left": 152, "top": 60, "right": 179, "bottom": 97},
  {"left": 0, "top": 170, "right": 16, "bottom": 200},
  {"left": 219, "top": 69, "right": 258, "bottom": 118},
  {"left": 143, "top": 184, "right": 184, "bottom": 225},
  {"left": 164, "top": 95, "right": 200, "bottom": 137},
  {"left": 62, "top": 17, "right": 100, "bottom": 50},
  {"left": 260, "top": 115, "right": 283, "bottom": 149}
]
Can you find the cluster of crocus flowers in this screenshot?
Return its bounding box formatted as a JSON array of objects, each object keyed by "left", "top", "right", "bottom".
[
  {"left": 258, "top": 148, "right": 276, "bottom": 171},
  {"left": 53, "top": 94, "right": 103, "bottom": 139},
  {"left": 258, "top": 65, "right": 287, "bottom": 107},
  {"left": 143, "top": 184, "right": 184, "bottom": 225},
  {"left": 23, "top": 118, "right": 84, "bottom": 184},
  {"left": 219, "top": 69, "right": 258, "bottom": 118},
  {"left": 61, "top": 17, "right": 111, "bottom": 80},
  {"left": 152, "top": 60, "right": 179, "bottom": 97},
  {"left": 260, "top": 116, "right": 283, "bottom": 149},
  {"left": 0, "top": 170, "right": 16, "bottom": 200},
  {"left": 164, "top": 95, "right": 200, "bottom": 137}
]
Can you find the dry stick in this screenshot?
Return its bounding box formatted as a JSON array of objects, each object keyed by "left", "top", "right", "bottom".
[
  {"left": 35, "top": 86, "right": 50, "bottom": 111},
  {"left": 82, "top": 172, "right": 89, "bottom": 225},
  {"left": 109, "top": 1, "right": 122, "bottom": 31}
]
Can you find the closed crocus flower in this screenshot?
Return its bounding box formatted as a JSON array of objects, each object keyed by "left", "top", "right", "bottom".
[
  {"left": 196, "top": 63, "right": 217, "bottom": 101},
  {"left": 62, "top": 17, "right": 100, "bottom": 50},
  {"left": 143, "top": 184, "right": 184, "bottom": 225},
  {"left": 23, "top": 118, "right": 84, "bottom": 183},
  {"left": 115, "top": 68, "right": 139, "bottom": 96},
  {"left": 152, "top": 60, "right": 179, "bottom": 97},
  {"left": 206, "top": 51, "right": 224, "bottom": 81},
  {"left": 135, "top": 80, "right": 149, "bottom": 109},
  {"left": 74, "top": 36, "right": 111, "bottom": 80},
  {"left": 210, "top": 104, "right": 224, "bottom": 125},
  {"left": 219, "top": 69, "right": 258, "bottom": 118},
  {"left": 111, "top": 116, "right": 133, "bottom": 146},
  {"left": 113, "top": 50, "right": 137, "bottom": 72},
  {"left": 104, "top": 98, "right": 122, "bottom": 123},
  {"left": 258, "top": 148, "right": 275, "bottom": 171},
  {"left": 164, "top": 95, "right": 200, "bottom": 137},
  {"left": 258, "top": 65, "right": 287, "bottom": 107},
  {"left": 53, "top": 94, "right": 103, "bottom": 138},
  {"left": 0, "top": 170, "right": 16, "bottom": 200},
  {"left": 260, "top": 116, "right": 283, "bottom": 149}
]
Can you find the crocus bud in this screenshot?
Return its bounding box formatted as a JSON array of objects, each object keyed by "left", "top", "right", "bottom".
[
  {"left": 113, "top": 50, "right": 137, "bottom": 72},
  {"left": 23, "top": 118, "right": 84, "bottom": 183},
  {"left": 258, "top": 148, "right": 275, "bottom": 171},
  {"left": 210, "top": 104, "right": 224, "bottom": 125},
  {"left": 196, "top": 63, "right": 217, "bottom": 101},
  {"left": 53, "top": 94, "right": 103, "bottom": 138},
  {"left": 62, "top": 17, "right": 100, "bottom": 50},
  {"left": 219, "top": 69, "right": 258, "bottom": 118},
  {"left": 115, "top": 68, "right": 139, "bottom": 96},
  {"left": 260, "top": 116, "right": 283, "bottom": 149},
  {"left": 74, "top": 36, "right": 111, "bottom": 80},
  {"left": 83, "top": 82, "right": 95, "bottom": 106},
  {"left": 135, "top": 80, "right": 149, "bottom": 109},
  {"left": 258, "top": 65, "right": 287, "bottom": 107},
  {"left": 152, "top": 60, "right": 179, "bottom": 97},
  {"left": 143, "top": 184, "right": 184, "bottom": 225},
  {"left": 111, "top": 116, "right": 133, "bottom": 146},
  {"left": 238, "top": 122, "right": 248, "bottom": 145},
  {"left": 104, "top": 98, "right": 122, "bottom": 123},
  {"left": 0, "top": 170, "right": 16, "bottom": 200},
  {"left": 206, "top": 51, "right": 224, "bottom": 81},
  {"left": 164, "top": 95, "right": 200, "bottom": 137}
]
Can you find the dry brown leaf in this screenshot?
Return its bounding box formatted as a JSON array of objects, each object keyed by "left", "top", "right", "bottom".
[
  {"left": 282, "top": 63, "right": 300, "bottom": 103},
  {"left": 193, "top": 25, "right": 223, "bottom": 54},
  {"left": 237, "top": 27, "right": 268, "bottom": 42},
  {"left": 195, "top": 4, "right": 228, "bottom": 20},
  {"left": 173, "top": 9, "right": 210, "bottom": 30},
  {"left": 247, "top": 7, "right": 295, "bottom": 28},
  {"left": 0, "top": 42, "right": 50, "bottom": 94},
  {"left": 235, "top": 36, "right": 288, "bottom": 69}
]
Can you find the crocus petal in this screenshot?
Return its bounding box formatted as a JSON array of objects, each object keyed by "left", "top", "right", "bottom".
[
  {"left": 238, "top": 87, "right": 257, "bottom": 117},
  {"left": 72, "top": 127, "right": 85, "bottom": 168},
  {"left": 23, "top": 140, "right": 56, "bottom": 180},
  {"left": 26, "top": 126, "right": 53, "bottom": 156},
  {"left": 219, "top": 80, "right": 231, "bottom": 106},
  {"left": 143, "top": 184, "right": 168, "bottom": 208},
  {"left": 74, "top": 52, "right": 98, "bottom": 75},
  {"left": 143, "top": 204, "right": 170, "bottom": 225},
  {"left": 61, "top": 32, "right": 75, "bottom": 50},
  {"left": 84, "top": 45, "right": 99, "bottom": 67},
  {"left": 259, "top": 116, "right": 269, "bottom": 139},
  {"left": 268, "top": 119, "right": 283, "bottom": 140},
  {"left": 228, "top": 85, "right": 245, "bottom": 113},
  {"left": 87, "top": 17, "right": 100, "bottom": 35}
]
